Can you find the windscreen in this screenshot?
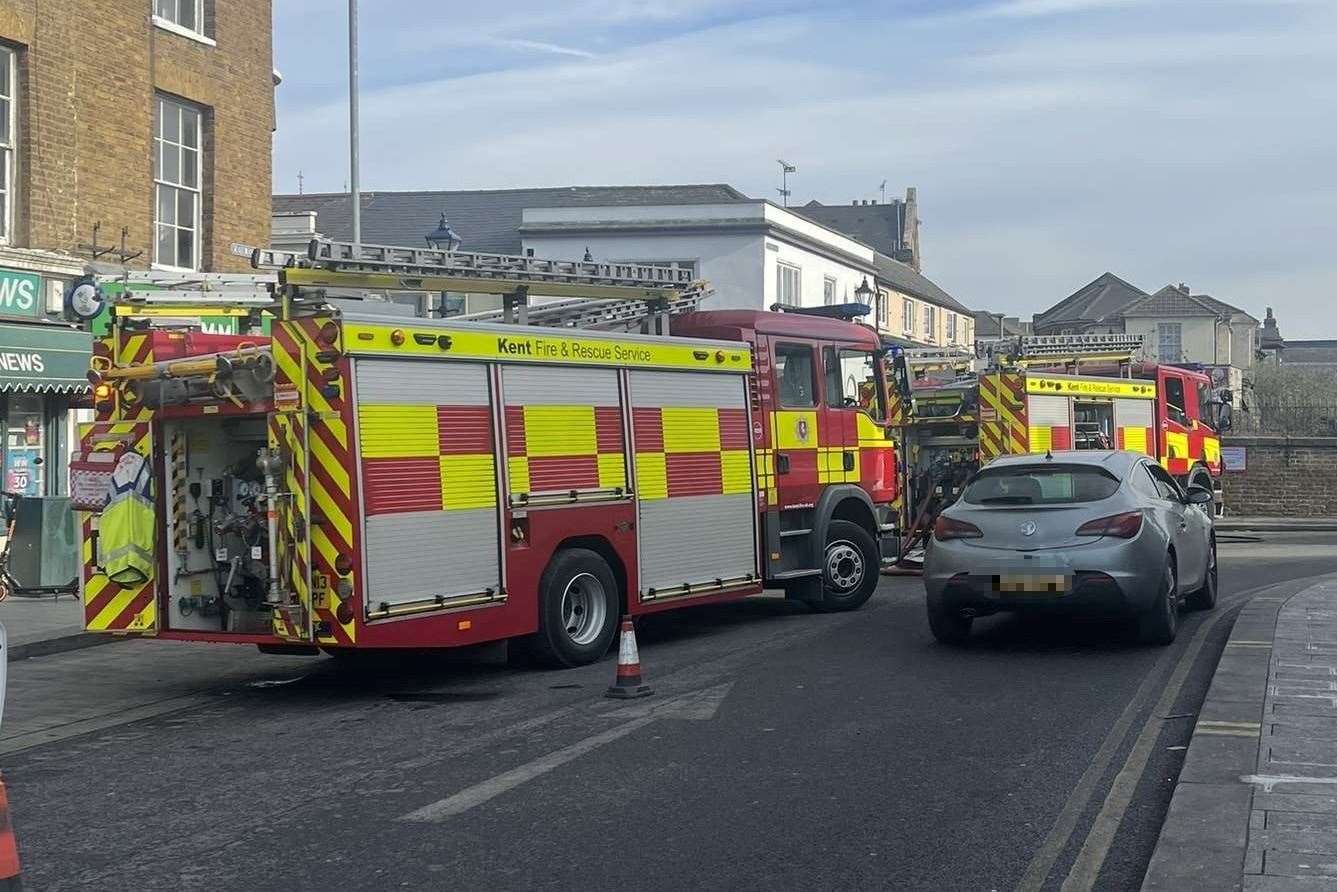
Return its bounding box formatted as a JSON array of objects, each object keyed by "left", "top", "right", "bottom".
[{"left": 962, "top": 464, "right": 1120, "bottom": 506}]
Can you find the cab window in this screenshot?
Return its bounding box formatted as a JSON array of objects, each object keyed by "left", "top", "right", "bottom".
[
  {"left": 1163, "top": 377, "right": 1188, "bottom": 426},
  {"left": 823, "top": 347, "right": 886, "bottom": 422},
  {"left": 1196, "top": 381, "right": 1216, "bottom": 429},
  {"left": 774, "top": 343, "right": 816, "bottom": 408}
]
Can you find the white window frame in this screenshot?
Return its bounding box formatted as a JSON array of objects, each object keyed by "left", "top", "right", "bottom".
[
  {"left": 1157, "top": 322, "right": 1183, "bottom": 363},
  {"left": 902, "top": 298, "right": 914, "bottom": 334},
  {"left": 877, "top": 290, "right": 888, "bottom": 328},
  {"left": 946, "top": 311, "right": 957, "bottom": 342},
  {"left": 153, "top": 0, "right": 210, "bottom": 42},
  {"left": 777, "top": 262, "right": 801, "bottom": 307},
  {"left": 0, "top": 46, "right": 15, "bottom": 245},
  {"left": 823, "top": 275, "right": 837, "bottom": 306},
  {"left": 923, "top": 303, "right": 936, "bottom": 339},
  {"left": 154, "top": 95, "right": 203, "bottom": 272}
]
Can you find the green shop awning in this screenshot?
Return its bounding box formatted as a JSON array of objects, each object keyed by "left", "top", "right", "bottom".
[{"left": 0, "top": 321, "right": 92, "bottom": 393}]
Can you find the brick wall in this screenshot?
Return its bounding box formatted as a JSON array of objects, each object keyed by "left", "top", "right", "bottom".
[
  {"left": 1221, "top": 436, "right": 1337, "bottom": 517},
  {"left": 0, "top": 0, "right": 273, "bottom": 272}
]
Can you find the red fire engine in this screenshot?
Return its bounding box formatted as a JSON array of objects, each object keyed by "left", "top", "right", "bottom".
[
  {"left": 889, "top": 333, "right": 1224, "bottom": 562},
  {"left": 72, "top": 241, "right": 898, "bottom": 666}
]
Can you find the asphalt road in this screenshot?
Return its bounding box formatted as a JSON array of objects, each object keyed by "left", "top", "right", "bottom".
[{"left": 5, "top": 532, "right": 1336, "bottom": 891}]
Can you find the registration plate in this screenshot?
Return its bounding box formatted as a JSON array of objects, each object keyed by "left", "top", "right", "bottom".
[{"left": 995, "top": 574, "right": 1071, "bottom": 595}]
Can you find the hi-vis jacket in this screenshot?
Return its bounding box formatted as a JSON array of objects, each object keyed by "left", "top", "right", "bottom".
[{"left": 102, "top": 452, "right": 155, "bottom": 585}]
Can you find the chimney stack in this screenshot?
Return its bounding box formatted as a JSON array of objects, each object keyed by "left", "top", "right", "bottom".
[{"left": 1176, "top": 282, "right": 1190, "bottom": 295}]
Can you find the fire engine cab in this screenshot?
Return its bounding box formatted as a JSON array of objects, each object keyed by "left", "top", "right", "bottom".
[{"left": 72, "top": 240, "right": 897, "bottom": 666}]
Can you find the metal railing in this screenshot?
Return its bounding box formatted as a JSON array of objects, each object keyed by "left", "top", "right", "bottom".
[{"left": 1233, "top": 402, "right": 1337, "bottom": 436}]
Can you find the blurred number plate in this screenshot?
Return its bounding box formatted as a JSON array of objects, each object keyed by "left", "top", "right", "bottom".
[{"left": 995, "top": 574, "right": 1071, "bottom": 594}]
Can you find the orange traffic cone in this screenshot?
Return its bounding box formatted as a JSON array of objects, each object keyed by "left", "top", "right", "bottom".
[
  {"left": 605, "top": 616, "right": 653, "bottom": 699},
  {"left": 0, "top": 772, "right": 22, "bottom": 891}
]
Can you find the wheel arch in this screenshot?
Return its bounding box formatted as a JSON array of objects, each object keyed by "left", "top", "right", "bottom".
[
  {"left": 812, "top": 485, "right": 878, "bottom": 567},
  {"left": 552, "top": 535, "right": 630, "bottom": 613}
]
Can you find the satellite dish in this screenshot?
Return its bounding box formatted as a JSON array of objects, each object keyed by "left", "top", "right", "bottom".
[{"left": 65, "top": 276, "right": 106, "bottom": 321}]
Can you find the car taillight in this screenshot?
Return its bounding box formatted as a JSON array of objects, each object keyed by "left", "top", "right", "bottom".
[
  {"left": 1075, "top": 511, "right": 1143, "bottom": 539},
  {"left": 934, "top": 516, "right": 982, "bottom": 540}
]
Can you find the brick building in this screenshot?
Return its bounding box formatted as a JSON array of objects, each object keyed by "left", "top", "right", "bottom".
[{"left": 0, "top": 1, "right": 274, "bottom": 497}]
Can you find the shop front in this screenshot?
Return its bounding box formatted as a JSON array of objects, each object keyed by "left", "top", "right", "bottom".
[{"left": 0, "top": 319, "right": 93, "bottom": 498}]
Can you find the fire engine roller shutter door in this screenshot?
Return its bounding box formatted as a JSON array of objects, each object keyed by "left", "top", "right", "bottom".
[
  {"left": 502, "top": 365, "right": 624, "bottom": 496},
  {"left": 1027, "top": 394, "right": 1071, "bottom": 453},
  {"left": 1113, "top": 398, "right": 1155, "bottom": 456},
  {"left": 629, "top": 369, "right": 755, "bottom": 597},
  {"left": 354, "top": 358, "right": 501, "bottom": 613}
]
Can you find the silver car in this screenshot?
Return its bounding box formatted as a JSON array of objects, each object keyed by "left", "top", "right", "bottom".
[{"left": 923, "top": 450, "right": 1216, "bottom": 646}]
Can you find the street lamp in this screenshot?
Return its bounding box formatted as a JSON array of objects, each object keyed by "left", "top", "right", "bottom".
[
  {"left": 854, "top": 276, "right": 874, "bottom": 307},
  {"left": 425, "top": 213, "right": 462, "bottom": 252}
]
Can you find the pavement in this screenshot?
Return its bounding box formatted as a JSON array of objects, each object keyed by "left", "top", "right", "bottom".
[
  {"left": 1145, "top": 575, "right": 1337, "bottom": 891},
  {"left": 0, "top": 593, "right": 115, "bottom": 661},
  {"left": 1217, "top": 516, "right": 1337, "bottom": 533},
  {"left": 3, "top": 531, "right": 1336, "bottom": 891}
]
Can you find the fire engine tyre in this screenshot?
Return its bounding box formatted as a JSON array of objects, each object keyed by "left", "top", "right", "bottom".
[
  {"left": 812, "top": 520, "right": 880, "bottom": 613},
  {"left": 926, "top": 591, "right": 973, "bottom": 645},
  {"left": 1138, "top": 554, "right": 1180, "bottom": 646},
  {"left": 1186, "top": 540, "right": 1218, "bottom": 611},
  {"left": 528, "top": 548, "right": 620, "bottom": 668}
]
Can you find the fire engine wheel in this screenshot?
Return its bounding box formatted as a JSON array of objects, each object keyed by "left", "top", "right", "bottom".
[
  {"left": 529, "top": 548, "right": 620, "bottom": 668},
  {"left": 812, "top": 520, "right": 880, "bottom": 613}
]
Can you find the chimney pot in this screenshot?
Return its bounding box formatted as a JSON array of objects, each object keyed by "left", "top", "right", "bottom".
[{"left": 851, "top": 200, "right": 858, "bottom": 206}]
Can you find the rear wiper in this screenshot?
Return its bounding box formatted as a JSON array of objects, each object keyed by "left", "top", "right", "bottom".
[{"left": 977, "top": 496, "right": 1034, "bottom": 504}]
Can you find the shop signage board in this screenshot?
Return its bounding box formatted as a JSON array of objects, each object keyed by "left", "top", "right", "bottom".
[
  {"left": 0, "top": 268, "right": 42, "bottom": 319},
  {"left": 0, "top": 322, "right": 93, "bottom": 392}
]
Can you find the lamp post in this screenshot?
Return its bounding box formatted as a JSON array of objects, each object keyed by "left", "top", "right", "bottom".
[
  {"left": 854, "top": 276, "right": 874, "bottom": 310},
  {"left": 425, "top": 213, "right": 462, "bottom": 252},
  {"left": 348, "top": 0, "right": 360, "bottom": 248}
]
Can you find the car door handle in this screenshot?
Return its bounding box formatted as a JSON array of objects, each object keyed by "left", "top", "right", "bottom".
[
  {"left": 776, "top": 453, "right": 790, "bottom": 475},
  {"left": 843, "top": 451, "right": 855, "bottom": 472}
]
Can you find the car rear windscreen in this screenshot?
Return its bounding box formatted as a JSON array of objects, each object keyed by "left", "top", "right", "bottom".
[{"left": 962, "top": 464, "right": 1120, "bottom": 506}]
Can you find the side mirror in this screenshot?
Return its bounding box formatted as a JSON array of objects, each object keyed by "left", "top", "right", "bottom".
[{"left": 1185, "top": 484, "right": 1213, "bottom": 506}]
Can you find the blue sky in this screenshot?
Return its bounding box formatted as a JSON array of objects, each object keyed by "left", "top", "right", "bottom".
[{"left": 273, "top": 0, "right": 1337, "bottom": 334}]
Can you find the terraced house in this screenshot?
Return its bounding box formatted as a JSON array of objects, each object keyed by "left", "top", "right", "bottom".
[{"left": 0, "top": 0, "right": 275, "bottom": 496}]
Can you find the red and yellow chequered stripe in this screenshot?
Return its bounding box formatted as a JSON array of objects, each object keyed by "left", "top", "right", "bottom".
[
  {"left": 978, "top": 373, "right": 1028, "bottom": 461},
  {"left": 271, "top": 318, "right": 357, "bottom": 645},
  {"left": 633, "top": 406, "right": 750, "bottom": 499},
  {"left": 80, "top": 421, "right": 156, "bottom": 633},
  {"left": 505, "top": 404, "right": 625, "bottom": 495},
  {"left": 358, "top": 402, "right": 497, "bottom": 512}
]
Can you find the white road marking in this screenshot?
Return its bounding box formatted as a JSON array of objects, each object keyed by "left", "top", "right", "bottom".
[
  {"left": 1242, "top": 774, "right": 1337, "bottom": 793},
  {"left": 399, "top": 715, "right": 657, "bottom": 823},
  {"left": 398, "top": 684, "right": 733, "bottom": 823}
]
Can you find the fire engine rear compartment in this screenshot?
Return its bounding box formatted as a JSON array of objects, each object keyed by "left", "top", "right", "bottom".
[{"left": 160, "top": 414, "right": 275, "bottom": 635}]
